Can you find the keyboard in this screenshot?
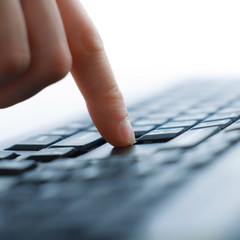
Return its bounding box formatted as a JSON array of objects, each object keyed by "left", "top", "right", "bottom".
[{"left": 1, "top": 80, "right": 240, "bottom": 239}]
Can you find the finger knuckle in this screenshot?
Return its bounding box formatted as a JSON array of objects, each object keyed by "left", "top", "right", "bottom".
[
  {"left": 45, "top": 46, "right": 72, "bottom": 82},
  {"left": 2, "top": 52, "right": 31, "bottom": 77}
]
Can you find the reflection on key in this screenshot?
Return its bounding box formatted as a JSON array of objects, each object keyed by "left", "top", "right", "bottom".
[
  {"left": 168, "top": 126, "right": 220, "bottom": 148},
  {"left": 137, "top": 128, "right": 185, "bottom": 143},
  {"left": 7, "top": 135, "right": 63, "bottom": 151},
  {"left": 192, "top": 119, "right": 232, "bottom": 130},
  {"left": 26, "top": 147, "right": 76, "bottom": 162},
  {"left": 133, "top": 125, "right": 156, "bottom": 138},
  {"left": 51, "top": 131, "right": 105, "bottom": 152}
]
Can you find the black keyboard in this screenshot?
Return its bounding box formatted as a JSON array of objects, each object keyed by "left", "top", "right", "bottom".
[{"left": 2, "top": 81, "right": 240, "bottom": 239}]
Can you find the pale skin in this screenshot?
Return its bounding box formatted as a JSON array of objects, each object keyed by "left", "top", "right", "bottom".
[{"left": 0, "top": 0, "right": 135, "bottom": 147}]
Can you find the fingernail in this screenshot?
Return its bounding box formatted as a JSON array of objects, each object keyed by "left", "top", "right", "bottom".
[{"left": 119, "top": 117, "right": 135, "bottom": 145}]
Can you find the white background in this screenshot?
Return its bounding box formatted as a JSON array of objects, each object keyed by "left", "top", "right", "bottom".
[{"left": 1, "top": 0, "right": 240, "bottom": 140}]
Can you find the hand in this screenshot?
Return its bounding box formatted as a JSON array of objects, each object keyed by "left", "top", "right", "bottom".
[{"left": 0, "top": 0, "right": 135, "bottom": 147}]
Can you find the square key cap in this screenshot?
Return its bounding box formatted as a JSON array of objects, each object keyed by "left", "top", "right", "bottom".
[
  {"left": 26, "top": 147, "right": 76, "bottom": 162},
  {"left": 51, "top": 131, "right": 105, "bottom": 152},
  {"left": 7, "top": 135, "right": 63, "bottom": 151},
  {"left": 137, "top": 127, "right": 185, "bottom": 143}
]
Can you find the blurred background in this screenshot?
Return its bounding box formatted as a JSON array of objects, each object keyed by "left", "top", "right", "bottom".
[{"left": 1, "top": 0, "right": 240, "bottom": 140}]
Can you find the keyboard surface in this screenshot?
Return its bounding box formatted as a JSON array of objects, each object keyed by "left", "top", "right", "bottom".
[{"left": 2, "top": 80, "right": 240, "bottom": 239}]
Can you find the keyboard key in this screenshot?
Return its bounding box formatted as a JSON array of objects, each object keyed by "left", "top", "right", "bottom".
[
  {"left": 51, "top": 131, "right": 105, "bottom": 152},
  {"left": 132, "top": 125, "right": 156, "bottom": 137},
  {"left": 26, "top": 147, "right": 76, "bottom": 162},
  {"left": 159, "top": 120, "right": 198, "bottom": 129},
  {"left": 7, "top": 135, "right": 63, "bottom": 151},
  {"left": 192, "top": 119, "right": 232, "bottom": 129},
  {"left": 166, "top": 126, "right": 220, "bottom": 149},
  {"left": 137, "top": 128, "right": 185, "bottom": 143},
  {"left": 0, "top": 151, "right": 19, "bottom": 160},
  {"left": 0, "top": 160, "right": 37, "bottom": 175}
]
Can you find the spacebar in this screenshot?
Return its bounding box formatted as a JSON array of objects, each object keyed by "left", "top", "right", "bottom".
[{"left": 162, "top": 126, "right": 220, "bottom": 149}]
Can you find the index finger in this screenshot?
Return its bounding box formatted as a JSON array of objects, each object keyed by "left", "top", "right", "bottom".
[{"left": 56, "top": 0, "right": 135, "bottom": 147}]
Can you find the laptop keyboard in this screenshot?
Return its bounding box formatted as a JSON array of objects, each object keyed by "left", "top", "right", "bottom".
[{"left": 1, "top": 80, "right": 240, "bottom": 238}]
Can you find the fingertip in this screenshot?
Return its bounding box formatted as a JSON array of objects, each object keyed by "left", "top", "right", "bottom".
[
  {"left": 118, "top": 117, "right": 135, "bottom": 147},
  {"left": 86, "top": 99, "right": 135, "bottom": 147}
]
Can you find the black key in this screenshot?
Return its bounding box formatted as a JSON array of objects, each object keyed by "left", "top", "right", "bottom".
[
  {"left": 76, "top": 143, "right": 115, "bottom": 161},
  {"left": 47, "top": 128, "right": 79, "bottom": 137},
  {"left": 137, "top": 127, "right": 185, "bottom": 143},
  {"left": 26, "top": 147, "right": 76, "bottom": 162},
  {"left": 0, "top": 151, "right": 19, "bottom": 160},
  {"left": 7, "top": 135, "right": 63, "bottom": 151},
  {"left": 160, "top": 120, "right": 198, "bottom": 129},
  {"left": 0, "top": 160, "right": 37, "bottom": 175},
  {"left": 163, "top": 126, "right": 220, "bottom": 149},
  {"left": 192, "top": 119, "right": 232, "bottom": 130},
  {"left": 51, "top": 131, "right": 105, "bottom": 152},
  {"left": 133, "top": 125, "right": 156, "bottom": 137}
]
